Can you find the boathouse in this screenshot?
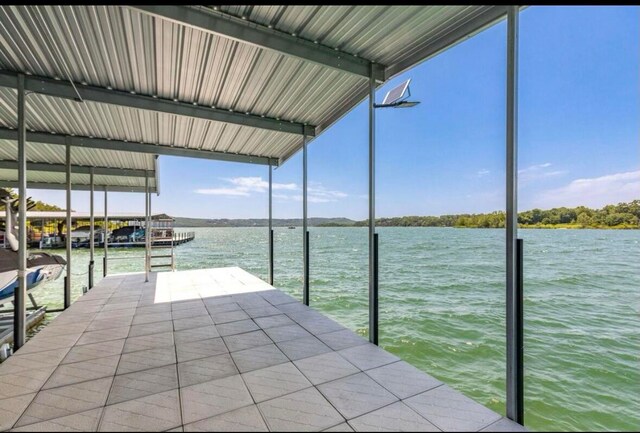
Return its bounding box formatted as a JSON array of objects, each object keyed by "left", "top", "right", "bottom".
[{"left": 0, "top": 6, "right": 526, "bottom": 431}]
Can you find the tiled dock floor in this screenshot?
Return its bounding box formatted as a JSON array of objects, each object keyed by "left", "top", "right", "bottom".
[{"left": 0, "top": 267, "right": 526, "bottom": 432}]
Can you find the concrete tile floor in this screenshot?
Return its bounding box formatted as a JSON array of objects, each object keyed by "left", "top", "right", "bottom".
[{"left": 0, "top": 267, "right": 526, "bottom": 432}]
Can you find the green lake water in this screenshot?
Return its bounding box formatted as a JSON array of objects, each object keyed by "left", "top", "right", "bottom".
[{"left": 20, "top": 227, "right": 640, "bottom": 431}]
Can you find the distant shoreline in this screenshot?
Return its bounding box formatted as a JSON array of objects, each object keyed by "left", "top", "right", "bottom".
[
  {"left": 174, "top": 201, "right": 639, "bottom": 230},
  {"left": 176, "top": 224, "right": 637, "bottom": 230}
]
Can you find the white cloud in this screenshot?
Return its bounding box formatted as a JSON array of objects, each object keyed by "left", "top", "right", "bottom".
[
  {"left": 530, "top": 170, "right": 640, "bottom": 208},
  {"left": 196, "top": 177, "right": 347, "bottom": 203},
  {"left": 519, "top": 162, "right": 566, "bottom": 184},
  {"left": 194, "top": 188, "right": 250, "bottom": 196},
  {"left": 477, "top": 169, "right": 490, "bottom": 177},
  {"left": 282, "top": 194, "right": 334, "bottom": 203},
  {"left": 520, "top": 162, "right": 552, "bottom": 172},
  {"left": 272, "top": 193, "right": 292, "bottom": 200},
  {"left": 275, "top": 190, "right": 346, "bottom": 203},
  {"left": 225, "top": 177, "right": 297, "bottom": 192},
  {"left": 308, "top": 184, "right": 348, "bottom": 200},
  {"left": 196, "top": 176, "right": 297, "bottom": 196}
]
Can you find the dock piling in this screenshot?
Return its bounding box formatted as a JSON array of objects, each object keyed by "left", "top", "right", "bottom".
[
  {"left": 268, "top": 164, "right": 274, "bottom": 285},
  {"left": 64, "top": 143, "right": 71, "bottom": 309},
  {"left": 372, "top": 232, "right": 379, "bottom": 345},
  {"left": 14, "top": 73, "right": 26, "bottom": 350},
  {"left": 506, "top": 5, "right": 523, "bottom": 425},
  {"left": 144, "top": 172, "right": 150, "bottom": 282},
  {"left": 89, "top": 168, "right": 94, "bottom": 290},
  {"left": 368, "top": 61, "right": 378, "bottom": 345},
  {"left": 302, "top": 135, "right": 309, "bottom": 305},
  {"left": 104, "top": 188, "right": 108, "bottom": 277}
]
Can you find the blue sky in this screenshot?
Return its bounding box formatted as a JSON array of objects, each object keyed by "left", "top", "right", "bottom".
[{"left": 30, "top": 6, "right": 639, "bottom": 220}]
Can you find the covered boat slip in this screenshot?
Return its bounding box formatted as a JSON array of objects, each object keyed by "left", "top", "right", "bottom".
[
  {"left": 0, "top": 267, "right": 524, "bottom": 432},
  {"left": 2, "top": 211, "right": 196, "bottom": 249},
  {"left": 0, "top": 4, "right": 527, "bottom": 428}
]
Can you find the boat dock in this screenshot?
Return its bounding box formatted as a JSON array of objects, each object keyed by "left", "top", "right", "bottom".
[
  {"left": 0, "top": 267, "right": 524, "bottom": 432},
  {"left": 24, "top": 233, "right": 196, "bottom": 250},
  {"left": 70, "top": 232, "right": 196, "bottom": 249},
  {"left": 0, "top": 5, "right": 531, "bottom": 429},
  {"left": 3, "top": 211, "right": 196, "bottom": 250}
]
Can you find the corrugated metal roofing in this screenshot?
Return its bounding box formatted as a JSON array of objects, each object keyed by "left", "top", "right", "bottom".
[
  {"left": 0, "top": 133, "right": 157, "bottom": 192},
  {"left": 0, "top": 168, "right": 154, "bottom": 192},
  {"left": 0, "top": 5, "right": 508, "bottom": 168},
  {"left": 0, "top": 88, "right": 299, "bottom": 157},
  {"left": 21, "top": 211, "right": 170, "bottom": 219},
  {"left": 0, "top": 140, "right": 153, "bottom": 171},
  {"left": 216, "top": 5, "right": 493, "bottom": 67}
]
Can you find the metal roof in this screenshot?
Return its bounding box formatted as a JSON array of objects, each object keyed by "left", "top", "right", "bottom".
[
  {"left": 0, "top": 5, "right": 509, "bottom": 170},
  {"left": 0, "top": 138, "right": 157, "bottom": 193},
  {"left": 14, "top": 211, "right": 171, "bottom": 220},
  {"left": 0, "top": 168, "right": 153, "bottom": 193}
]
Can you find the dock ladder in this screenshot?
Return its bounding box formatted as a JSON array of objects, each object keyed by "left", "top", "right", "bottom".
[{"left": 149, "top": 217, "right": 175, "bottom": 271}]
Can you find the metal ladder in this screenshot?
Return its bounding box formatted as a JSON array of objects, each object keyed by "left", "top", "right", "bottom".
[{"left": 149, "top": 217, "right": 175, "bottom": 271}]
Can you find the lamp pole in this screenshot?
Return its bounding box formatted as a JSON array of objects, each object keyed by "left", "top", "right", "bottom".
[{"left": 369, "top": 78, "right": 420, "bottom": 346}]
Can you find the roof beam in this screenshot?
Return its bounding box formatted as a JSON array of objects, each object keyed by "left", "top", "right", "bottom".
[
  {"left": 0, "top": 71, "right": 315, "bottom": 137},
  {"left": 0, "top": 160, "right": 151, "bottom": 178},
  {"left": 130, "top": 5, "right": 385, "bottom": 82},
  {"left": 0, "top": 180, "right": 153, "bottom": 193},
  {"left": 0, "top": 128, "right": 278, "bottom": 166},
  {"left": 384, "top": 6, "right": 510, "bottom": 80}
]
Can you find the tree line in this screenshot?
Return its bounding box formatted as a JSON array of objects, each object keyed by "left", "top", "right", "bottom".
[
  {"left": 336, "top": 200, "right": 640, "bottom": 229},
  {"left": 0, "top": 189, "right": 63, "bottom": 212}
]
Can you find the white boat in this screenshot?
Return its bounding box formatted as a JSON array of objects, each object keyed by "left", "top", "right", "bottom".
[
  {"left": 0, "top": 192, "right": 66, "bottom": 305},
  {"left": 0, "top": 250, "right": 66, "bottom": 304},
  {"left": 39, "top": 234, "right": 65, "bottom": 249},
  {"left": 70, "top": 225, "right": 105, "bottom": 240}
]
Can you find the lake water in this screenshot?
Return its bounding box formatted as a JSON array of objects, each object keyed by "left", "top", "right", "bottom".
[{"left": 23, "top": 227, "right": 640, "bottom": 431}]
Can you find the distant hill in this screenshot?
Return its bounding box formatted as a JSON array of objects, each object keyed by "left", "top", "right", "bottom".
[
  {"left": 173, "top": 217, "right": 356, "bottom": 228},
  {"left": 173, "top": 201, "right": 639, "bottom": 229}
]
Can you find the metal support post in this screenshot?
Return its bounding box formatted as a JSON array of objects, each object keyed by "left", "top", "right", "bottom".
[
  {"left": 89, "top": 168, "right": 94, "bottom": 290},
  {"left": 302, "top": 135, "right": 309, "bottom": 305},
  {"left": 372, "top": 233, "right": 379, "bottom": 345},
  {"left": 144, "top": 173, "right": 150, "bottom": 282},
  {"left": 516, "top": 238, "right": 524, "bottom": 424},
  {"left": 506, "top": 5, "right": 523, "bottom": 425},
  {"left": 149, "top": 186, "right": 153, "bottom": 270},
  {"left": 268, "top": 165, "right": 274, "bottom": 285},
  {"left": 14, "top": 73, "right": 26, "bottom": 350},
  {"left": 103, "top": 189, "right": 108, "bottom": 277},
  {"left": 64, "top": 143, "right": 71, "bottom": 309},
  {"left": 368, "top": 62, "right": 378, "bottom": 345}
]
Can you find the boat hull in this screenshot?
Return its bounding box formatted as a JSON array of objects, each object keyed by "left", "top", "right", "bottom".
[{"left": 0, "top": 264, "right": 66, "bottom": 304}]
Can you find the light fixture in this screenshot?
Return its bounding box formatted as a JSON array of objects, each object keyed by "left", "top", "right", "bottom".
[
  {"left": 373, "top": 79, "right": 420, "bottom": 109},
  {"left": 390, "top": 100, "right": 420, "bottom": 109}
]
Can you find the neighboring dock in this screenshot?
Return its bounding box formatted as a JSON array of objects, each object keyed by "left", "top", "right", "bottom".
[
  {"left": 0, "top": 307, "right": 45, "bottom": 348},
  {"left": 24, "top": 232, "right": 196, "bottom": 250},
  {"left": 2, "top": 211, "right": 196, "bottom": 250},
  {"left": 0, "top": 267, "right": 524, "bottom": 432},
  {"left": 70, "top": 231, "right": 196, "bottom": 249}
]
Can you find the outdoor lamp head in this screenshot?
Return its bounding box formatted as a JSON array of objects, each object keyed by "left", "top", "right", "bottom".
[{"left": 394, "top": 100, "right": 420, "bottom": 108}]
